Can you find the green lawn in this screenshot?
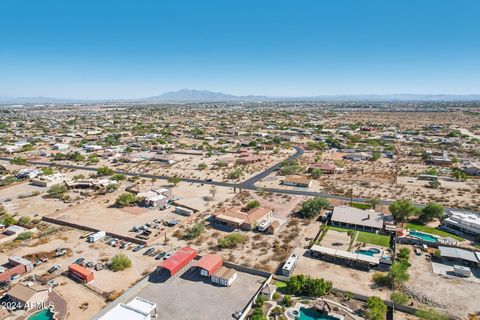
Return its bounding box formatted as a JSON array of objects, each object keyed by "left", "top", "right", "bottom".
[
  {"left": 356, "top": 231, "right": 390, "bottom": 247},
  {"left": 274, "top": 280, "right": 287, "bottom": 288},
  {"left": 405, "top": 223, "right": 464, "bottom": 241},
  {"left": 349, "top": 202, "right": 372, "bottom": 210},
  {"left": 328, "top": 226, "right": 390, "bottom": 247}
]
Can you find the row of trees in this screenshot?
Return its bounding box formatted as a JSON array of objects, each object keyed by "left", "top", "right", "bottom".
[
  {"left": 389, "top": 199, "right": 444, "bottom": 224},
  {"left": 285, "top": 274, "right": 332, "bottom": 298}
]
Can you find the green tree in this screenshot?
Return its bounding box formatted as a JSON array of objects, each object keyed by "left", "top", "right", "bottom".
[
  {"left": 227, "top": 168, "right": 244, "bottom": 180},
  {"left": 368, "top": 197, "right": 381, "bottom": 210},
  {"left": 41, "top": 167, "right": 55, "bottom": 175},
  {"left": 281, "top": 295, "right": 293, "bottom": 307},
  {"left": 388, "top": 199, "right": 419, "bottom": 224},
  {"left": 110, "top": 254, "right": 132, "bottom": 271},
  {"left": 302, "top": 277, "right": 333, "bottom": 297},
  {"left": 1, "top": 214, "right": 17, "bottom": 227},
  {"left": 246, "top": 200, "right": 261, "bottom": 210},
  {"left": 419, "top": 203, "right": 444, "bottom": 223},
  {"left": 18, "top": 216, "right": 31, "bottom": 224},
  {"left": 371, "top": 152, "right": 381, "bottom": 161},
  {"left": 111, "top": 173, "right": 126, "bottom": 181},
  {"left": 16, "top": 231, "right": 33, "bottom": 241},
  {"left": 397, "top": 247, "right": 411, "bottom": 265},
  {"left": 298, "top": 197, "right": 330, "bottom": 219},
  {"left": 285, "top": 274, "right": 305, "bottom": 295},
  {"left": 365, "top": 296, "right": 387, "bottom": 320},
  {"left": 388, "top": 262, "right": 410, "bottom": 289},
  {"left": 115, "top": 192, "right": 137, "bottom": 207},
  {"left": 218, "top": 233, "right": 248, "bottom": 248},
  {"left": 47, "top": 184, "right": 68, "bottom": 199},
  {"left": 415, "top": 309, "right": 448, "bottom": 320},
  {"left": 428, "top": 180, "right": 440, "bottom": 189},
  {"left": 96, "top": 166, "right": 115, "bottom": 176},
  {"left": 197, "top": 162, "right": 208, "bottom": 170},
  {"left": 185, "top": 223, "right": 205, "bottom": 239},
  {"left": 167, "top": 176, "right": 181, "bottom": 186},
  {"left": 10, "top": 157, "right": 27, "bottom": 165},
  {"left": 106, "top": 183, "right": 119, "bottom": 193},
  {"left": 452, "top": 169, "right": 467, "bottom": 181},
  {"left": 73, "top": 174, "right": 85, "bottom": 180},
  {"left": 390, "top": 291, "right": 409, "bottom": 305},
  {"left": 310, "top": 168, "right": 323, "bottom": 179}
]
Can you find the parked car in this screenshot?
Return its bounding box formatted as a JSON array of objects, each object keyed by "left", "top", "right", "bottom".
[
  {"left": 144, "top": 248, "right": 155, "bottom": 256},
  {"left": 9, "top": 274, "right": 19, "bottom": 281},
  {"left": 133, "top": 245, "right": 145, "bottom": 252},
  {"left": 74, "top": 258, "right": 85, "bottom": 265},
  {"left": 155, "top": 252, "right": 166, "bottom": 260},
  {"left": 164, "top": 251, "right": 174, "bottom": 259},
  {"left": 86, "top": 261, "right": 94, "bottom": 268},
  {"left": 48, "top": 265, "right": 61, "bottom": 274}
]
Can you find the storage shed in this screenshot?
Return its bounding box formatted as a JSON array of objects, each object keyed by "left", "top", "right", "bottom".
[
  {"left": 193, "top": 254, "right": 223, "bottom": 277},
  {"left": 211, "top": 266, "right": 237, "bottom": 287},
  {"left": 158, "top": 247, "right": 197, "bottom": 277}
]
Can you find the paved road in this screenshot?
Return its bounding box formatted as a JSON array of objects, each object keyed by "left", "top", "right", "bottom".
[
  {"left": 240, "top": 145, "right": 304, "bottom": 189},
  {"left": 0, "top": 150, "right": 401, "bottom": 207}
]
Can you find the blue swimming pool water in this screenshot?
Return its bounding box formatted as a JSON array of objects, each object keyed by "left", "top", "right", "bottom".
[
  {"left": 355, "top": 248, "right": 381, "bottom": 256},
  {"left": 299, "top": 307, "right": 339, "bottom": 320},
  {"left": 28, "top": 309, "right": 54, "bottom": 320},
  {"left": 409, "top": 229, "right": 438, "bottom": 242}
]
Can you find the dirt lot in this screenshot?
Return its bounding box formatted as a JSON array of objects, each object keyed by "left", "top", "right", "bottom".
[
  {"left": 405, "top": 246, "right": 480, "bottom": 319},
  {"left": 44, "top": 181, "right": 237, "bottom": 240},
  {"left": 54, "top": 276, "right": 106, "bottom": 320},
  {"left": 293, "top": 249, "right": 386, "bottom": 297}
]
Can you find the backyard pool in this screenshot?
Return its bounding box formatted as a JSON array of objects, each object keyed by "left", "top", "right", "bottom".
[
  {"left": 28, "top": 309, "right": 54, "bottom": 320},
  {"left": 355, "top": 248, "right": 381, "bottom": 256},
  {"left": 409, "top": 229, "right": 438, "bottom": 242},
  {"left": 299, "top": 307, "right": 339, "bottom": 320}
]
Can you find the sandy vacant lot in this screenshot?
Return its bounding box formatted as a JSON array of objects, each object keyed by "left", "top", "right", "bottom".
[{"left": 405, "top": 247, "right": 480, "bottom": 319}]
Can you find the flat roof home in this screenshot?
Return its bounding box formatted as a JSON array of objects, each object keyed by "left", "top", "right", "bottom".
[
  {"left": 211, "top": 206, "right": 273, "bottom": 231},
  {"left": 282, "top": 176, "right": 312, "bottom": 188},
  {"left": 331, "top": 206, "right": 385, "bottom": 233},
  {"left": 98, "top": 296, "right": 157, "bottom": 320},
  {"left": 443, "top": 210, "right": 480, "bottom": 237}
]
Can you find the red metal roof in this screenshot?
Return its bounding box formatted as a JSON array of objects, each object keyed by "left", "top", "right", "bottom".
[
  {"left": 193, "top": 254, "right": 223, "bottom": 276},
  {"left": 158, "top": 247, "right": 197, "bottom": 276},
  {"left": 68, "top": 263, "right": 94, "bottom": 281}
]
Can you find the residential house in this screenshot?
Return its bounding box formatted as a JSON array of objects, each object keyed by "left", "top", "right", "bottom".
[
  {"left": 211, "top": 206, "right": 273, "bottom": 231},
  {"left": 282, "top": 176, "right": 312, "bottom": 188},
  {"left": 331, "top": 206, "right": 385, "bottom": 233}
]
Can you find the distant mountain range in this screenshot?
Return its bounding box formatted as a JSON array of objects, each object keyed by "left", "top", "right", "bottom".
[{"left": 2, "top": 89, "right": 480, "bottom": 104}]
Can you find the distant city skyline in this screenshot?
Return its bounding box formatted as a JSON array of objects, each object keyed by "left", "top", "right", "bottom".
[{"left": 1, "top": 0, "right": 479, "bottom": 99}]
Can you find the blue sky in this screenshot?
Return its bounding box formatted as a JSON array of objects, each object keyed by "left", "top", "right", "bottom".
[{"left": 1, "top": 0, "right": 479, "bottom": 99}]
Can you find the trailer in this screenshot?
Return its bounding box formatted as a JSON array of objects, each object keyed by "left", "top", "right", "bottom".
[
  {"left": 453, "top": 265, "right": 472, "bottom": 277},
  {"left": 175, "top": 206, "right": 193, "bottom": 216},
  {"left": 88, "top": 231, "right": 106, "bottom": 243}
]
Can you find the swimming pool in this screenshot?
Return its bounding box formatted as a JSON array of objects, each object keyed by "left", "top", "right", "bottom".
[
  {"left": 28, "top": 309, "right": 54, "bottom": 320},
  {"left": 409, "top": 229, "right": 438, "bottom": 242},
  {"left": 299, "top": 307, "right": 339, "bottom": 320},
  {"left": 355, "top": 248, "right": 381, "bottom": 256}
]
